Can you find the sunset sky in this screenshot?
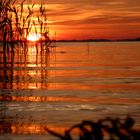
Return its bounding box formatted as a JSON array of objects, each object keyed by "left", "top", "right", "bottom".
[{"left": 23, "top": 0, "right": 140, "bottom": 40}]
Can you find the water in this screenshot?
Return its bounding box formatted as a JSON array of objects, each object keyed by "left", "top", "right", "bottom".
[{"left": 0, "top": 41, "right": 140, "bottom": 139}]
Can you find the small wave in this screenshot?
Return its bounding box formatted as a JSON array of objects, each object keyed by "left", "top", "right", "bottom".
[
  {"left": 3, "top": 103, "right": 104, "bottom": 112},
  {"left": 65, "top": 104, "right": 96, "bottom": 111},
  {"left": 46, "top": 104, "right": 104, "bottom": 111}
]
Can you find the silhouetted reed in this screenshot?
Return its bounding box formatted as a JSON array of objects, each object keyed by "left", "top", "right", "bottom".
[
  {"left": 0, "top": 0, "right": 51, "bottom": 46},
  {"left": 45, "top": 117, "right": 140, "bottom": 140},
  {"left": 0, "top": 0, "right": 52, "bottom": 70}
]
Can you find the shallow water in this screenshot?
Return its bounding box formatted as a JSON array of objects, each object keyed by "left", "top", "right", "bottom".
[{"left": 0, "top": 41, "right": 140, "bottom": 139}]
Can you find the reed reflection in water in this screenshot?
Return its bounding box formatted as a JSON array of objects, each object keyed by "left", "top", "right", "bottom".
[
  {"left": 0, "top": 42, "right": 51, "bottom": 89},
  {"left": 0, "top": 42, "right": 140, "bottom": 140}
]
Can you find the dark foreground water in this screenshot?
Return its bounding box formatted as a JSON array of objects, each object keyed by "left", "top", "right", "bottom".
[{"left": 0, "top": 41, "right": 140, "bottom": 140}]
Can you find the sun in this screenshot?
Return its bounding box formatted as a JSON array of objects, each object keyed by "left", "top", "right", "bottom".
[{"left": 27, "top": 33, "right": 41, "bottom": 41}]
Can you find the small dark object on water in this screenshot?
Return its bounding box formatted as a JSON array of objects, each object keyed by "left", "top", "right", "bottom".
[{"left": 60, "top": 51, "right": 66, "bottom": 53}]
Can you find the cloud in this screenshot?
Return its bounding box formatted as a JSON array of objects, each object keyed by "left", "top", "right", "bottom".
[
  {"left": 16, "top": 0, "right": 140, "bottom": 39},
  {"left": 49, "top": 14, "right": 140, "bottom": 27}
]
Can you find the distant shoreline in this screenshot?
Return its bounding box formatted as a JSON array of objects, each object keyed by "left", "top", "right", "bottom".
[
  {"left": 54, "top": 38, "right": 140, "bottom": 42},
  {"left": 0, "top": 37, "right": 140, "bottom": 43}
]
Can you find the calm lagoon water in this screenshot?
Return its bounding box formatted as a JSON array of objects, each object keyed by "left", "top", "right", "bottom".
[{"left": 0, "top": 41, "right": 140, "bottom": 139}]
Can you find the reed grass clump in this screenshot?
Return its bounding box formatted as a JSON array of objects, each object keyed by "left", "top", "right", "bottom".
[
  {"left": 45, "top": 117, "right": 140, "bottom": 140},
  {"left": 0, "top": 0, "right": 52, "bottom": 73},
  {"left": 0, "top": 0, "right": 50, "bottom": 43}
]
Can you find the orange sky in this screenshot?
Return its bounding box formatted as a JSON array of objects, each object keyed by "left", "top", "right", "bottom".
[{"left": 21, "top": 0, "right": 140, "bottom": 40}]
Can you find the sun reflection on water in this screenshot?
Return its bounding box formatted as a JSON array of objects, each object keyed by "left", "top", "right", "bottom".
[{"left": 0, "top": 122, "right": 69, "bottom": 135}]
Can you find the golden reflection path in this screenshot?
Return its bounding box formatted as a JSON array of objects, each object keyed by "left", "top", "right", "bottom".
[
  {"left": 0, "top": 42, "right": 50, "bottom": 89},
  {"left": 0, "top": 95, "right": 140, "bottom": 105},
  {"left": 0, "top": 120, "right": 139, "bottom": 135},
  {"left": 0, "top": 122, "right": 71, "bottom": 135}
]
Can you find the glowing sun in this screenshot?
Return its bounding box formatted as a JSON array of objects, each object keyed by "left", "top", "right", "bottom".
[{"left": 27, "top": 33, "right": 41, "bottom": 41}]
